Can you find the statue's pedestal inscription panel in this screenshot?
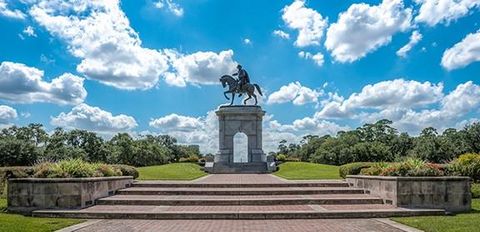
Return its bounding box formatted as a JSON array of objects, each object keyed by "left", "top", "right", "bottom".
[{"left": 207, "top": 105, "right": 272, "bottom": 173}]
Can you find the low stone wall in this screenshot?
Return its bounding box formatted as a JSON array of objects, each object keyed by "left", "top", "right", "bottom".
[
  {"left": 346, "top": 175, "right": 471, "bottom": 212},
  {"left": 8, "top": 176, "right": 133, "bottom": 214}
]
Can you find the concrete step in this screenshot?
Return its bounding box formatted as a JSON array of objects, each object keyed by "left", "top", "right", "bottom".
[
  {"left": 132, "top": 181, "right": 350, "bottom": 188},
  {"left": 116, "top": 187, "right": 367, "bottom": 196},
  {"left": 97, "top": 194, "right": 383, "bottom": 206},
  {"left": 32, "top": 204, "right": 445, "bottom": 220}
]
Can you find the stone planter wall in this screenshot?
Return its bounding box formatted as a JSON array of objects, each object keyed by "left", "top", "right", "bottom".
[
  {"left": 8, "top": 176, "right": 133, "bottom": 214},
  {"left": 346, "top": 175, "right": 471, "bottom": 212}
]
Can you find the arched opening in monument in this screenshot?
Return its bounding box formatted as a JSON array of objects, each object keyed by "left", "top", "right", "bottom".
[{"left": 233, "top": 132, "right": 248, "bottom": 163}]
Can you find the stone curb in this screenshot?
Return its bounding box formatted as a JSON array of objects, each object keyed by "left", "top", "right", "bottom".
[
  {"left": 374, "top": 218, "right": 424, "bottom": 232},
  {"left": 56, "top": 220, "right": 103, "bottom": 232}
]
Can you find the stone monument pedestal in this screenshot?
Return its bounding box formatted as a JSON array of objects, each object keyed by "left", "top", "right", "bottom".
[{"left": 205, "top": 105, "right": 275, "bottom": 174}]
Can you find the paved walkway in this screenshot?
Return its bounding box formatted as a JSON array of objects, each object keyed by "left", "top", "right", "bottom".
[
  {"left": 57, "top": 174, "right": 421, "bottom": 232},
  {"left": 61, "top": 219, "right": 419, "bottom": 232}
]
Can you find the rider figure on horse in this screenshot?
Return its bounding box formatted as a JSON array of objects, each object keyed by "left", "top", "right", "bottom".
[{"left": 232, "top": 64, "right": 250, "bottom": 92}]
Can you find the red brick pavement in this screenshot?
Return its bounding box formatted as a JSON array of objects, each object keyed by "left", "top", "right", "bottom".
[{"left": 70, "top": 219, "right": 407, "bottom": 232}]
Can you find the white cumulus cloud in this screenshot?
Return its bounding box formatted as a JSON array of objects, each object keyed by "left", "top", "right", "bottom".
[
  {"left": 150, "top": 114, "right": 203, "bottom": 132},
  {"left": 414, "top": 0, "right": 480, "bottom": 26},
  {"left": 298, "top": 51, "right": 325, "bottom": 66},
  {"left": 396, "top": 30, "right": 423, "bottom": 58},
  {"left": 163, "top": 49, "right": 237, "bottom": 87},
  {"left": 0, "top": 105, "right": 17, "bottom": 125},
  {"left": 28, "top": 0, "right": 235, "bottom": 90},
  {"left": 441, "top": 30, "right": 480, "bottom": 70},
  {"left": 325, "top": 0, "right": 412, "bottom": 63},
  {"left": 22, "top": 26, "right": 37, "bottom": 37},
  {"left": 267, "top": 81, "right": 322, "bottom": 105},
  {"left": 51, "top": 104, "right": 138, "bottom": 133},
  {"left": 154, "top": 0, "right": 184, "bottom": 17},
  {"left": 281, "top": 0, "right": 328, "bottom": 47},
  {"left": 317, "top": 79, "right": 444, "bottom": 119},
  {"left": 0, "top": 61, "right": 86, "bottom": 105},
  {"left": 0, "top": 0, "right": 26, "bottom": 20},
  {"left": 273, "top": 30, "right": 290, "bottom": 39}
]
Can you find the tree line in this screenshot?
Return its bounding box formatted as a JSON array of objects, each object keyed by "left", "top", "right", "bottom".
[
  {"left": 0, "top": 124, "right": 200, "bottom": 167},
  {"left": 276, "top": 119, "right": 480, "bottom": 165}
]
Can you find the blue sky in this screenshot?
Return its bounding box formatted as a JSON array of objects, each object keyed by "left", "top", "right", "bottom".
[{"left": 0, "top": 0, "right": 479, "bottom": 153}]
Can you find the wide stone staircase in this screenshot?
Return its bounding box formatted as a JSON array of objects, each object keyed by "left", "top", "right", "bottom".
[{"left": 32, "top": 174, "right": 445, "bottom": 220}]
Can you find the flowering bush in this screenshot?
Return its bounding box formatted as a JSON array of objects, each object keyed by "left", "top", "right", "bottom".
[
  {"left": 448, "top": 153, "right": 480, "bottom": 182},
  {"left": 360, "top": 158, "right": 444, "bottom": 177},
  {"left": 32, "top": 159, "right": 137, "bottom": 178}
]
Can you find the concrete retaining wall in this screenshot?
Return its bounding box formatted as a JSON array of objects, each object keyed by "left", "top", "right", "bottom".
[
  {"left": 8, "top": 176, "right": 133, "bottom": 214},
  {"left": 346, "top": 175, "right": 471, "bottom": 212}
]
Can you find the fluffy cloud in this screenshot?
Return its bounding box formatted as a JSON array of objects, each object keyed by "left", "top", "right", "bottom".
[
  {"left": 29, "top": 0, "right": 169, "bottom": 90},
  {"left": 0, "top": 105, "right": 17, "bottom": 124},
  {"left": 267, "top": 82, "right": 322, "bottom": 105},
  {"left": 149, "top": 114, "right": 203, "bottom": 132},
  {"left": 396, "top": 30, "right": 422, "bottom": 58},
  {"left": 22, "top": 26, "right": 37, "bottom": 37},
  {"left": 414, "top": 0, "right": 480, "bottom": 26},
  {"left": 0, "top": 61, "right": 86, "bottom": 105},
  {"left": 281, "top": 0, "right": 328, "bottom": 47},
  {"left": 298, "top": 51, "right": 324, "bottom": 66},
  {"left": 441, "top": 30, "right": 480, "bottom": 70},
  {"left": 317, "top": 79, "right": 444, "bottom": 118},
  {"left": 163, "top": 50, "right": 237, "bottom": 87},
  {"left": 316, "top": 79, "right": 480, "bottom": 134},
  {"left": 154, "top": 0, "right": 184, "bottom": 17},
  {"left": 0, "top": 0, "right": 26, "bottom": 20},
  {"left": 28, "top": 0, "right": 234, "bottom": 90},
  {"left": 325, "top": 0, "right": 412, "bottom": 63},
  {"left": 273, "top": 30, "right": 290, "bottom": 40},
  {"left": 51, "top": 104, "right": 137, "bottom": 132},
  {"left": 148, "top": 111, "right": 218, "bottom": 153},
  {"left": 378, "top": 82, "right": 480, "bottom": 133}
]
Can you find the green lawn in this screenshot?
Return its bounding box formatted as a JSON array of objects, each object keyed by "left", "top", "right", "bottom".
[
  {"left": 393, "top": 199, "right": 480, "bottom": 232},
  {"left": 137, "top": 163, "right": 207, "bottom": 180},
  {"left": 0, "top": 198, "right": 83, "bottom": 232},
  {"left": 274, "top": 162, "right": 341, "bottom": 180}
]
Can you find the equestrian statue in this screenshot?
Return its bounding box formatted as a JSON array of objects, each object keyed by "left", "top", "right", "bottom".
[{"left": 219, "top": 64, "right": 263, "bottom": 105}]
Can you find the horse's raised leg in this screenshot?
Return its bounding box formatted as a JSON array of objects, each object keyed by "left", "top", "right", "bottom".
[
  {"left": 230, "top": 93, "right": 235, "bottom": 106},
  {"left": 243, "top": 93, "right": 252, "bottom": 105},
  {"left": 224, "top": 91, "right": 230, "bottom": 100}
]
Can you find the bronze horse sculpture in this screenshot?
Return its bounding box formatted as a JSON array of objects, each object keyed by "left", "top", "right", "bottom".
[{"left": 220, "top": 75, "right": 263, "bottom": 105}]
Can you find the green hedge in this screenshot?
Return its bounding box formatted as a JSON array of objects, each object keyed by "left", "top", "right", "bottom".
[{"left": 339, "top": 162, "right": 374, "bottom": 178}]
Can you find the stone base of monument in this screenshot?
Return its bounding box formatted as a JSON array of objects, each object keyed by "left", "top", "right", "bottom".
[
  {"left": 204, "top": 105, "right": 276, "bottom": 174},
  {"left": 210, "top": 162, "right": 268, "bottom": 174}
]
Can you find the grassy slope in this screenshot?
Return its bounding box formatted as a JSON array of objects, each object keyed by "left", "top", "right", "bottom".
[
  {"left": 274, "top": 162, "right": 341, "bottom": 180},
  {"left": 0, "top": 199, "right": 83, "bottom": 232},
  {"left": 137, "top": 163, "right": 207, "bottom": 180},
  {"left": 393, "top": 199, "right": 480, "bottom": 232}
]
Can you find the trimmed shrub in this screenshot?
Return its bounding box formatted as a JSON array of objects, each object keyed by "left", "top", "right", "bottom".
[
  {"left": 472, "top": 183, "right": 480, "bottom": 198},
  {"left": 179, "top": 155, "right": 199, "bottom": 163},
  {"left": 112, "top": 164, "right": 139, "bottom": 179},
  {"left": 276, "top": 154, "right": 287, "bottom": 162},
  {"left": 285, "top": 157, "right": 301, "bottom": 162},
  {"left": 448, "top": 153, "right": 480, "bottom": 182},
  {"left": 339, "top": 162, "right": 374, "bottom": 178}
]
